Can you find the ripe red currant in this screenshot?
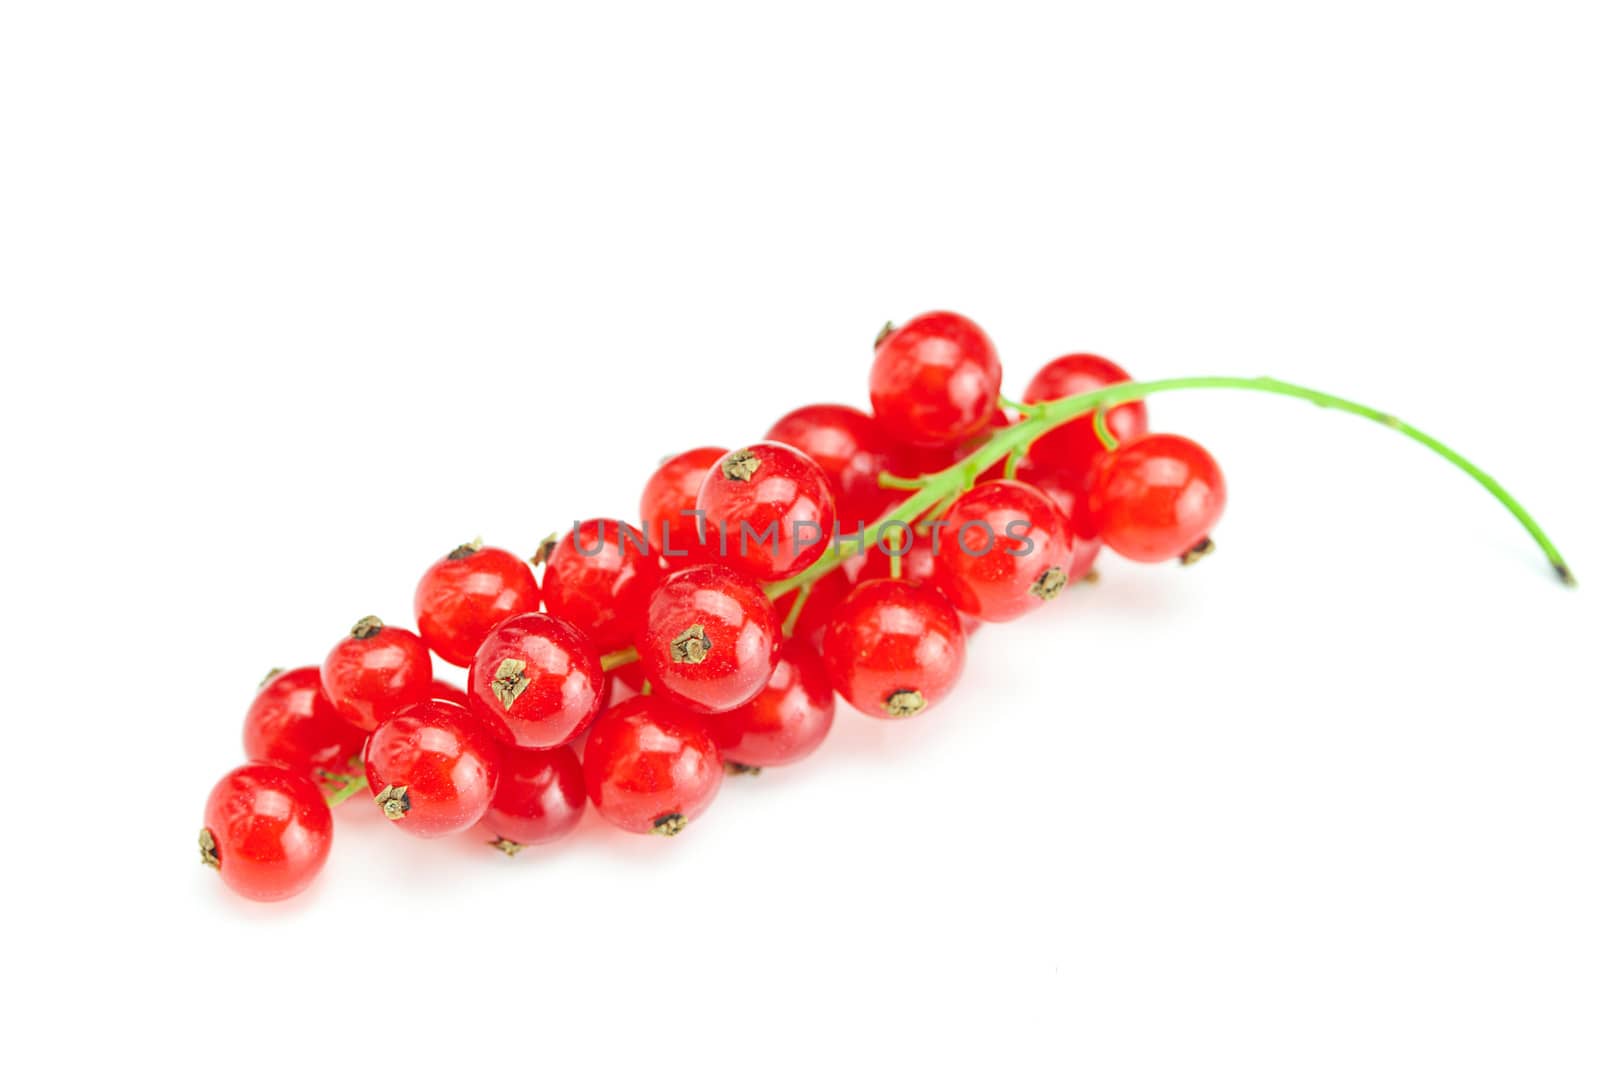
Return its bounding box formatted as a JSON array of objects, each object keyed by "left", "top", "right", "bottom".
[
  {"left": 320, "top": 616, "right": 433, "bottom": 732},
  {"left": 413, "top": 541, "right": 541, "bottom": 667},
  {"left": 822, "top": 578, "right": 966, "bottom": 719},
  {"left": 870, "top": 311, "right": 1002, "bottom": 447},
  {"left": 1022, "top": 354, "right": 1148, "bottom": 489},
  {"left": 695, "top": 442, "right": 836, "bottom": 581},
  {"left": 584, "top": 695, "right": 722, "bottom": 835},
  {"left": 764, "top": 404, "right": 898, "bottom": 526},
  {"left": 640, "top": 446, "right": 725, "bottom": 563},
  {"left": 242, "top": 666, "right": 365, "bottom": 775},
  {"left": 541, "top": 518, "right": 656, "bottom": 651},
  {"left": 638, "top": 563, "right": 781, "bottom": 713},
  {"left": 468, "top": 613, "right": 603, "bottom": 749},
  {"left": 428, "top": 677, "right": 471, "bottom": 705},
  {"left": 930, "top": 479, "right": 1073, "bottom": 621},
  {"left": 201, "top": 762, "right": 332, "bottom": 902},
  {"left": 704, "top": 642, "right": 835, "bottom": 768},
  {"left": 480, "top": 744, "right": 586, "bottom": 853},
  {"left": 1089, "top": 433, "right": 1227, "bottom": 562},
  {"left": 364, "top": 699, "right": 502, "bottom": 837}
]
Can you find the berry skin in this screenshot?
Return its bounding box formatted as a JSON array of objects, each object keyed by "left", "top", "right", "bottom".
[
  {"left": 638, "top": 564, "right": 781, "bottom": 713},
  {"left": 870, "top": 311, "right": 1002, "bottom": 447},
  {"left": 822, "top": 578, "right": 966, "bottom": 719},
  {"left": 242, "top": 666, "right": 365, "bottom": 775},
  {"left": 770, "top": 567, "right": 853, "bottom": 652},
  {"left": 541, "top": 519, "right": 656, "bottom": 651},
  {"left": 704, "top": 642, "right": 835, "bottom": 768},
  {"left": 1016, "top": 461, "right": 1104, "bottom": 583},
  {"left": 200, "top": 762, "right": 332, "bottom": 902},
  {"left": 321, "top": 616, "right": 433, "bottom": 732},
  {"left": 414, "top": 542, "right": 541, "bottom": 667},
  {"left": 1022, "top": 354, "right": 1149, "bottom": 490},
  {"left": 764, "top": 404, "right": 898, "bottom": 527},
  {"left": 640, "top": 446, "right": 725, "bottom": 564},
  {"left": 468, "top": 613, "right": 604, "bottom": 749},
  {"left": 695, "top": 442, "right": 837, "bottom": 581},
  {"left": 584, "top": 695, "right": 722, "bottom": 835},
  {"left": 930, "top": 479, "right": 1074, "bottom": 622},
  {"left": 480, "top": 744, "right": 586, "bottom": 853},
  {"left": 364, "top": 699, "right": 502, "bottom": 837},
  {"left": 1089, "top": 433, "right": 1227, "bottom": 562},
  {"left": 428, "top": 677, "right": 471, "bottom": 705}
]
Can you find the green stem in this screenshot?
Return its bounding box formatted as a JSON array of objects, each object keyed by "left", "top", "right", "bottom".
[
  {"left": 600, "top": 647, "right": 639, "bottom": 671},
  {"left": 324, "top": 776, "right": 368, "bottom": 807},
  {"left": 766, "top": 375, "right": 1575, "bottom": 597}
]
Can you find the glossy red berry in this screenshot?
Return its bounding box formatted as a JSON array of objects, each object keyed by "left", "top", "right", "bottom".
[
  {"left": 242, "top": 666, "right": 365, "bottom": 774},
  {"left": 468, "top": 613, "right": 603, "bottom": 749},
  {"left": 480, "top": 744, "right": 586, "bottom": 853},
  {"left": 931, "top": 479, "right": 1074, "bottom": 621},
  {"left": 1016, "top": 461, "right": 1104, "bottom": 583},
  {"left": 822, "top": 578, "right": 966, "bottom": 719},
  {"left": 704, "top": 642, "right": 835, "bottom": 768},
  {"left": 413, "top": 542, "right": 540, "bottom": 667},
  {"left": 764, "top": 404, "right": 898, "bottom": 526},
  {"left": 638, "top": 564, "right": 781, "bottom": 713},
  {"left": 1089, "top": 433, "right": 1227, "bottom": 562},
  {"left": 200, "top": 762, "right": 332, "bottom": 902},
  {"left": 320, "top": 616, "right": 433, "bottom": 732},
  {"left": 695, "top": 442, "right": 836, "bottom": 581},
  {"left": 364, "top": 699, "right": 502, "bottom": 837},
  {"left": 1022, "top": 354, "right": 1149, "bottom": 489},
  {"left": 428, "top": 677, "right": 471, "bottom": 705},
  {"left": 541, "top": 519, "right": 656, "bottom": 651},
  {"left": 640, "top": 446, "right": 725, "bottom": 564},
  {"left": 870, "top": 311, "right": 1002, "bottom": 447},
  {"left": 584, "top": 695, "right": 722, "bottom": 835}
]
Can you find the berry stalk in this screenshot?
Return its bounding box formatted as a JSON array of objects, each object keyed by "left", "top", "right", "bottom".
[{"left": 765, "top": 375, "right": 1575, "bottom": 598}]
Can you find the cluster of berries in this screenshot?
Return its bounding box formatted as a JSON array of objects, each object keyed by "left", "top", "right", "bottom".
[{"left": 200, "top": 310, "right": 1233, "bottom": 902}]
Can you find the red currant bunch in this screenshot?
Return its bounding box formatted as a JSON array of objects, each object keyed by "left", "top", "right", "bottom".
[{"left": 199, "top": 309, "right": 1570, "bottom": 902}]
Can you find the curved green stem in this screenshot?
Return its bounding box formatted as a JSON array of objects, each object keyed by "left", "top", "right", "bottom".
[
  {"left": 600, "top": 647, "right": 639, "bottom": 671},
  {"left": 766, "top": 375, "right": 1575, "bottom": 597},
  {"left": 324, "top": 776, "right": 368, "bottom": 807}
]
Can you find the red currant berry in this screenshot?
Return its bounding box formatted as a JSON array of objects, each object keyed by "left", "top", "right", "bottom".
[
  {"left": 541, "top": 519, "right": 656, "bottom": 651},
  {"left": 870, "top": 311, "right": 1002, "bottom": 447},
  {"left": 364, "top": 699, "right": 502, "bottom": 837},
  {"left": 764, "top": 404, "right": 898, "bottom": 526},
  {"left": 1089, "top": 433, "right": 1227, "bottom": 562},
  {"left": 1022, "top": 354, "right": 1149, "bottom": 489},
  {"left": 425, "top": 675, "right": 517, "bottom": 745},
  {"left": 413, "top": 541, "right": 541, "bottom": 667},
  {"left": 638, "top": 564, "right": 781, "bottom": 713},
  {"left": 705, "top": 642, "right": 834, "bottom": 768},
  {"left": 1016, "top": 461, "right": 1104, "bottom": 583},
  {"left": 200, "top": 762, "right": 332, "bottom": 902},
  {"left": 930, "top": 479, "right": 1073, "bottom": 621},
  {"left": 467, "top": 613, "right": 604, "bottom": 749},
  {"left": 242, "top": 666, "right": 365, "bottom": 775},
  {"left": 320, "top": 616, "right": 433, "bottom": 732},
  {"left": 695, "top": 442, "right": 836, "bottom": 581},
  {"left": 822, "top": 578, "right": 966, "bottom": 719},
  {"left": 584, "top": 695, "right": 722, "bottom": 835},
  {"left": 640, "top": 446, "right": 725, "bottom": 564},
  {"left": 480, "top": 744, "right": 586, "bottom": 853}
]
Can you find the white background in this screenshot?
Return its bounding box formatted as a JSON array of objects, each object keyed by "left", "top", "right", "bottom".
[{"left": 3, "top": 2, "right": 1597, "bottom": 1063}]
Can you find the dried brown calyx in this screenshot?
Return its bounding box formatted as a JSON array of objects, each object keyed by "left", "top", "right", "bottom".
[
  {"left": 489, "top": 836, "right": 523, "bottom": 857},
  {"left": 491, "top": 658, "right": 530, "bottom": 710},
  {"left": 1180, "top": 537, "right": 1215, "bottom": 566},
  {"left": 350, "top": 616, "right": 384, "bottom": 639},
  {"left": 721, "top": 449, "right": 761, "bottom": 481},
  {"left": 375, "top": 784, "right": 411, "bottom": 820},
  {"left": 1029, "top": 566, "right": 1067, "bottom": 601},
  {"left": 448, "top": 537, "right": 484, "bottom": 561},
  {"left": 670, "top": 624, "right": 712, "bottom": 664},
  {"left": 198, "top": 828, "right": 220, "bottom": 870},
  {"left": 651, "top": 813, "right": 687, "bottom": 837},
  {"left": 884, "top": 689, "right": 926, "bottom": 718}
]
